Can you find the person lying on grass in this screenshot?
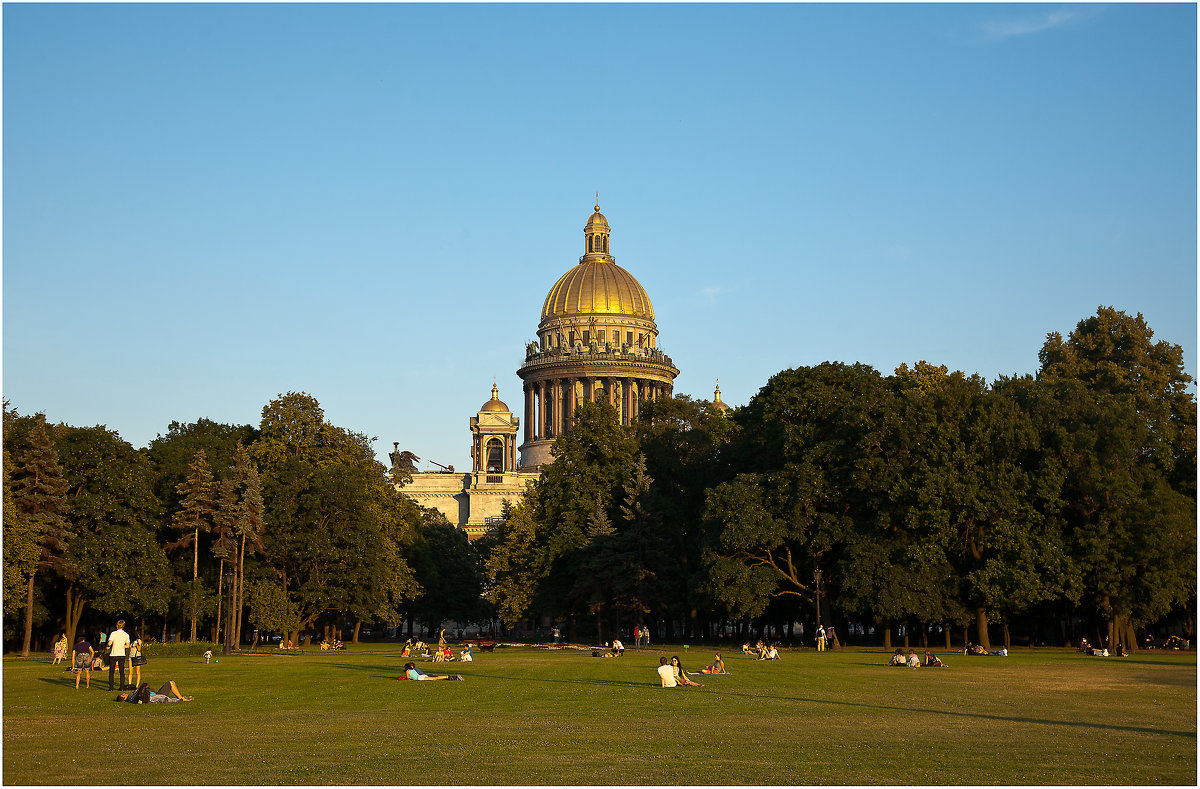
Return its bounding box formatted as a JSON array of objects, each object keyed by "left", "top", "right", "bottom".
[
  {"left": 116, "top": 681, "right": 193, "bottom": 703},
  {"left": 403, "top": 662, "right": 463, "bottom": 681}
]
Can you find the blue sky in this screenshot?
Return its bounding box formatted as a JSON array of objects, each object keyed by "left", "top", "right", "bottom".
[{"left": 4, "top": 3, "right": 1196, "bottom": 471}]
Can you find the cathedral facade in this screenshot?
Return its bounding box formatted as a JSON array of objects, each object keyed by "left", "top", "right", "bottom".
[{"left": 398, "top": 203, "right": 680, "bottom": 537}]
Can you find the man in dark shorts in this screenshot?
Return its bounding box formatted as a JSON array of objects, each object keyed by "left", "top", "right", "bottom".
[{"left": 73, "top": 636, "right": 94, "bottom": 690}]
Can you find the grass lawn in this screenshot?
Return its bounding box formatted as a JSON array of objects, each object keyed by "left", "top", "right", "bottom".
[{"left": 3, "top": 643, "right": 1195, "bottom": 785}]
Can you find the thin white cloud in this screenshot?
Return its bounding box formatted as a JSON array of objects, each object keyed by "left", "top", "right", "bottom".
[
  {"left": 983, "top": 6, "right": 1103, "bottom": 40},
  {"left": 701, "top": 286, "right": 722, "bottom": 305}
]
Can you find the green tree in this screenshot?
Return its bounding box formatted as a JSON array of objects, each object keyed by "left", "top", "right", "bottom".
[
  {"left": 252, "top": 392, "right": 421, "bottom": 645},
  {"left": 1038, "top": 308, "right": 1197, "bottom": 649},
  {"left": 7, "top": 413, "right": 72, "bottom": 656},
  {"left": 146, "top": 418, "right": 259, "bottom": 512},
  {"left": 703, "top": 363, "right": 894, "bottom": 630},
  {"left": 52, "top": 424, "right": 171, "bottom": 642},
  {"left": 636, "top": 394, "right": 737, "bottom": 638},
  {"left": 230, "top": 444, "right": 265, "bottom": 648},
  {"left": 168, "top": 450, "right": 216, "bottom": 641},
  {"left": 411, "top": 520, "right": 483, "bottom": 635},
  {"left": 484, "top": 495, "right": 545, "bottom": 628}
]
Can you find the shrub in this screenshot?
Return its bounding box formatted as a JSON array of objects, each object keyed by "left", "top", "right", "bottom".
[{"left": 140, "top": 640, "right": 219, "bottom": 657}]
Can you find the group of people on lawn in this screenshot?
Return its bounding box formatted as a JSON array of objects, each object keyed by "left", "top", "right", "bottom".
[
  {"left": 741, "top": 640, "right": 780, "bottom": 660},
  {"left": 888, "top": 649, "right": 945, "bottom": 668},
  {"left": 62, "top": 619, "right": 193, "bottom": 703}
]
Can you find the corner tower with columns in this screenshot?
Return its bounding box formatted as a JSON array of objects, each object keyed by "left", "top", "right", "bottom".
[{"left": 517, "top": 203, "right": 679, "bottom": 468}]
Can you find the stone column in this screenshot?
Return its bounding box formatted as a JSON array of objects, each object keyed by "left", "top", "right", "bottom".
[
  {"left": 537, "top": 381, "right": 546, "bottom": 440},
  {"left": 524, "top": 383, "right": 534, "bottom": 443},
  {"left": 623, "top": 378, "right": 632, "bottom": 426},
  {"left": 552, "top": 380, "right": 563, "bottom": 437},
  {"left": 566, "top": 378, "right": 577, "bottom": 430}
]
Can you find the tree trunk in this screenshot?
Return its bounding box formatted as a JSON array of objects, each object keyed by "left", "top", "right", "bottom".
[
  {"left": 353, "top": 620, "right": 361, "bottom": 644},
  {"left": 1123, "top": 620, "right": 1138, "bottom": 652},
  {"left": 1002, "top": 616, "right": 1011, "bottom": 650},
  {"left": 64, "top": 586, "right": 87, "bottom": 646},
  {"left": 920, "top": 622, "right": 928, "bottom": 649},
  {"left": 234, "top": 535, "right": 246, "bottom": 648},
  {"left": 903, "top": 620, "right": 910, "bottom": 649},
  {"left": 881, "top": 619, "right": 892, "bottom": 649},
  {"left": 975, "top": 607, "right": 991, "bottom": 651},
  {"left": 22, "top": 571, "right": 36, "bottom": 657},
  {"left": 944, "top": 625, "right": 952, "bottom": 650},
  {"left": 215, "top": 558, "right": 225, "bottom": 647},
  {"left": 190, "top": 526, "right": 199, "bottom": 642}
]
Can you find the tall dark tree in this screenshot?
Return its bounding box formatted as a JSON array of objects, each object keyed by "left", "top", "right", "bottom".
[
  {"left": 52, "top": 425, "right": 171, "bottom": 642},
  {"left": 411, "top": 520, "right": 483, "bottom": 635},
  {"left": 8, "top": 414, "right": 72, "bottom": 656},
  {"left": 252, "top": 392, "right": 421, "bottom": 645},
  {"left": 703, "top": 363, "right": 895, "bottom": 629},
  {"left": 168, "top": 450, "right": 217, "bottom": 641},
  {"left": 636, "top": 395, "right": 737, "bottom": 637},
  {"left": 1038, "top": 307, "right": 1196, "bottom": 649}
]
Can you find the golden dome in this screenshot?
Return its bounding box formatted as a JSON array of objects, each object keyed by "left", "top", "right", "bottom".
[
  {"left": 541, "top": 260, "right": 654, "bottom": 320},
  {"left": 480, "top": 383, "right": 509, "bottom": 412}
]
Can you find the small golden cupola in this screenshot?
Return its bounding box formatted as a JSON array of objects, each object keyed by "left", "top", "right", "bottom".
[
  {"left": 584, "top": 201, "right": 611, "bottom": 259},
  {"left": 480, "top": 382, "right": 509, "bottom": 412},
  {"left": 712, "top": 380, "right": 731, "bottom": 414}
]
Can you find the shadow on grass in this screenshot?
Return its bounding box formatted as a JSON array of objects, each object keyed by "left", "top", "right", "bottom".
[
  {"left": 694, "top": 687, "right": 1197, "bottom": 739},
  {"left": 435, "top": 671, "right": 1195, "bottom": 739}
]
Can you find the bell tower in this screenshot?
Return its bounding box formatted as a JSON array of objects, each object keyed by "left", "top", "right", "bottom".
[{"left": 470, "top": 383, "right": 519, "bottom": 475}]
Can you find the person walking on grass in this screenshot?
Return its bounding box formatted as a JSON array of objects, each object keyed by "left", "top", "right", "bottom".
[
  {"left": 107, "top": 620, "right": 130, "bottom": 691},
  {"left": 73, "top": 636, "right": 95, "bottom": 690},
  {"left": 53, "top": 633, "right": 69, "bottom": 665}
]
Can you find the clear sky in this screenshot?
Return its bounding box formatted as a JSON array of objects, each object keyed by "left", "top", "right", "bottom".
[{"left": 4, "top": 3, "right": 1196, "bottom": 471}]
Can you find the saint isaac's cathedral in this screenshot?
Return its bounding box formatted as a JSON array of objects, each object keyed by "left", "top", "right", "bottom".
[{"left": 397, "top": 203, "right": 729, "bottom": 537}]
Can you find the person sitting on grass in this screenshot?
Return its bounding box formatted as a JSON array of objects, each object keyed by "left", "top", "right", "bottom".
[
  {"left": 764, "top": 644, "right": 780, "bottom": 660},
  {"left": 906, "top": 650, "right": 921, "bottom": 668},
  {"left": 741, "top": 642, "right": 755, "bottom": 655},
  {"left": 460, "top": 645, "right": 474, "bottom": 662},
  {"left": 888, "top": 649, "right": 906, "bottom": 666},
  {"left": 403, "top": 662, "right": 462, "bottom": 681},
  {"left": 671, "top": 656, "right": 704, "bottom": 687},
  {"left": 612, "top": 638, "right": 624, "bottom": 657},
  {"left": 923, "top": 650, "right": 943, "bottom": 667},
  {"left": 701, "top": 653, "right": 726, "bottom": 674},
  {"left": 657, "top": 656, "right": 678, "bottom": 688}
]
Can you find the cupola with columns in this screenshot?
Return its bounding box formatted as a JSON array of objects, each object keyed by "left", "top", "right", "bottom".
[
  {"left": 470, "top": 382, "right": 520, "bottom": 474},
  {"left": 517, "top": 202, "right": 678, "bottom": 468}
]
